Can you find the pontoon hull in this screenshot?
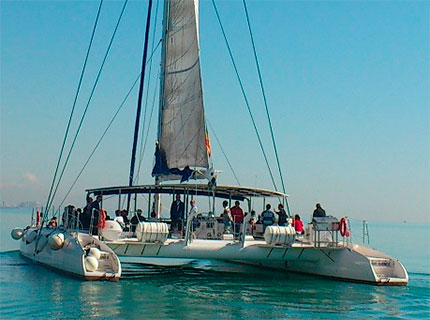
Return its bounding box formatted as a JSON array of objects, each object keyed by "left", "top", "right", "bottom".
[
  {"left": 19, "top": 228, "right": 121, "bottom": 281},
  {"left": 106, "top": 239, "right": 408, "bottom": 285}
]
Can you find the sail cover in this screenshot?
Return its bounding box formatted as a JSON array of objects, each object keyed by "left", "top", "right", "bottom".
[{"left": 156, "top": 0, "right": 209, "bottom": 174}]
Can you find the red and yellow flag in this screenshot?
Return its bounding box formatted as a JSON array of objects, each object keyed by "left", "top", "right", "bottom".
[{"left": 205, "top": 131, "right": 211, "bottom": 157}]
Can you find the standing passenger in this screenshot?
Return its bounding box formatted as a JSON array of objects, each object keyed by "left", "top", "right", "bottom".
[
  {"left": 230, "top": 201, "right": 244, "bottom": 237},
  {"left": 261, "top": 204, "right": 275, "bottom": 233},
  {"left": 170, "top": 194, "right": 185, "bottom": 231},
  {"left": 188, "top": 200, "right": 198, "bottom": 232},
  {"left": 276, "top": 203, "right": 288, "bottom": 226},
  {"left": 221, "top": 200, "right": 233, "bottom": 234}
]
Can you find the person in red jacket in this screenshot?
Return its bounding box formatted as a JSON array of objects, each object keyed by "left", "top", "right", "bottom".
[
  {"left": 230, "top": 201, "right": 244, "bottom": 237},
  {"left": 294, "top": 214, "right": 304, "bottom": 235}
]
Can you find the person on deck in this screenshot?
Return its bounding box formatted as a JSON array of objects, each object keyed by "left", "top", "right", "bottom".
[
  {"left": 170, "top": 194, "right": 185, "bottom": 232},
  {"left": 313, "top": 203, "right": 326, "bottom": 218},
  {"left": 90, "top": 195, "right": 102, "bottom": 235},
  {"left": 121, "top": 209, "right": 129, "bottom": 224},
  {"left": 84, "top": 195, "right": 93, "bottom": 215},
  {"left": 188, "top": 200, "right": 198, "bottom": 217},
  {"left": 47, "top": 217, "right": 57, "bottom": 228},
  {"left": 294, "top": 214, "right": 304, "bottom": 235},
  {"left": 261, "top": 204, "right": 275, "bottom": 233},
  {"left": 114, "top": 210, "right": 125, "bottom": 228},
  {"left": 130, "top": 209, "right": 146, "bottom": 232},
  {"left": 230, "top": 201, "right": 244, "bottom": 236},
  {"left": 80, "top": 195, "right": 93, "bottom": 230},
  {"left": 276, "top": 203, "right": 288, "bottom": 226},
  {"left": 222, "top": 200, "right": 233, "bottom": 234},
  {"left": 188, "top": 200, "right": 198, "bottom": 232}
]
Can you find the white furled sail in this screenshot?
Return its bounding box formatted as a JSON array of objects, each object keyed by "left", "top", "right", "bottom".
[{"left": 156, "top": 0, "right": 209, "bottom": 174}]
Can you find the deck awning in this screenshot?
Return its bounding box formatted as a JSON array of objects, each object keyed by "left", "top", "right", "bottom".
[{"left": 86, "top": 184, "right": 288, "bottom": 201}]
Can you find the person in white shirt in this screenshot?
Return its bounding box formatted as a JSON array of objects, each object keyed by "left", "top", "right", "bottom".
[
  {"left": 188, "top": 199, "right": 198, "bottom": 217},
  {"left": 185, "top": 200, "right": 198, "bottom": 244},
  {"left": 114, "top": 209, "right": 125, "bottom": 228}
]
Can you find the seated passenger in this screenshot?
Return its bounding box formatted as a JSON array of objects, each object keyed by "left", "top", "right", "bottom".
[
  {"left": 114, "top": 210, "right": 125, "bottom": 228},
  {"left": 261, "top": 204, "right": 275, "bottom": 233},
  {"left": 149, "top": 210, "right": 157, "bottom": 222},
  {"left": 313, "top": 203, "right": 326, "bottom": 218},
  {"left": 130, "top": 209, "right": 146, "bottom": 232},
  {"left": 121, "top": 209, "right": 129, "bottom": 224},
  {"left": 47, "top": 217, "right": 57, "bottom": 228},
  {"left": 294, "top": 214, "right": 304, "bottom": 234}
]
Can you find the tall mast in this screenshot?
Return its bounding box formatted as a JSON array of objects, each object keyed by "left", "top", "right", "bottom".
[
  {"left": 127, "top": 0, "right": 153, "bottom": 213},
  {"left": 153, "top": 0, "right": 169, "bottom": 218}
]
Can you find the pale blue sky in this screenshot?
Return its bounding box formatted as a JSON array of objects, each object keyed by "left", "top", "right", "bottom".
[{"left": 1, "top": 0, "right": 429, "bottom": 223}]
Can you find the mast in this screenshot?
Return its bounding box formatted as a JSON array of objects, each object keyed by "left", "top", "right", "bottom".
[
  {"left": 154, "top": 0, "right": 170, "bottom": 218},
  {"left": 127, "top": 0, "right": 153, "bottom": 213}
]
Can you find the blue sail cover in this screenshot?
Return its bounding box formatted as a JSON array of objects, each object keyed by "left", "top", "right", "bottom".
[{"left": 152, "top": 144, "right": 194, "bottom": 182}]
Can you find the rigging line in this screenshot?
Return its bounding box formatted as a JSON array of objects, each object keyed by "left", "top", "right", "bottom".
[
  {"left": 136, "top": 69, "right": 160, "bottom": 182},
  {"left": 58, "top": 43, "right": 161, "bottom": 208},
  {"left": 211, "top": 0, "right": 278, "bottom": 192},
  {"left": 207, "top": 120, "right": 241, "bottom": 186},
  {"left": 44, "top": 0, "right": 104, "bottom": 216},
  {"left": 58, "top": 73, "right": 140, "bottom": 208},
  {"left": 242, "top": 0, "right": 290, "bottom": 213},
  {"left": 47, "top": 0, "right": 129, "bottom": 213},
  {"left": 135, "top": 0, "right": 160, "bottom": 184}
]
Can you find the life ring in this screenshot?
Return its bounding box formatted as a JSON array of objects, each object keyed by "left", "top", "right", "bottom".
[{"left": 339, "top": 217, "right": 350, "bottom": 237}]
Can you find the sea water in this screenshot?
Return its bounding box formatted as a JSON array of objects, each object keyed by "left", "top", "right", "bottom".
[{"left": 1, "top": 208, "right": 429, "bottom": 319}]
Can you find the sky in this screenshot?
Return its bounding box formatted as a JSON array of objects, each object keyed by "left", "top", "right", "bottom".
[{"left": 1, "top": 0, "right": 429, "bottom": 223}]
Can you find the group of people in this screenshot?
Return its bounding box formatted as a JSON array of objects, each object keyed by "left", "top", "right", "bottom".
[
  {"left": 168, "top": 194, "right": 315, "bottom": 237},
  {"left": 255, "top": 203, "right": 305, "bottom": 235},
  {"left": 53, "top": 191, "right": 326, "bottom": 239}
]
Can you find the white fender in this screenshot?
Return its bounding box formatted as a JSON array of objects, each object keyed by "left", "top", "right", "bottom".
[
  {"left": 26, "top": 230, "right": 37, "bottom": 244},
  {"left": 11, "top": 228, "right": 23, "bottom": 240},
  {"left": 89, "top": 247, "right": 101, "bottom": 260},
  {"left": 85, "top": 256, "right": 99, "bottom": 272},
  {"left": 101, "top": 220, "right": 123, "bottom": 241},
  {"left": 48, "top": 233, "right": 65, "bottom": 250},
  {"left": 36, "top": 235, "right": 49, "bottom": 253}
]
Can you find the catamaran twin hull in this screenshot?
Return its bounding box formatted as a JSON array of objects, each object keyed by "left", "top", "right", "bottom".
[
  {"left": 105, "top": 238, "right": 408, "bottom": 286},
  {"left": 18, "top": 227, "right": 121, "bottom": 281}
]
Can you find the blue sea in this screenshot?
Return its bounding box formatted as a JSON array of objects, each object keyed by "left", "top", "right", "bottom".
[{"left": 1, "top": 208, "right": 429, "bottom": 319}]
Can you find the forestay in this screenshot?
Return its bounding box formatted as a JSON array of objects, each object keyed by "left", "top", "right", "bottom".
[{"left": 157, "top": 0, "right": 209, "bottom": 173}]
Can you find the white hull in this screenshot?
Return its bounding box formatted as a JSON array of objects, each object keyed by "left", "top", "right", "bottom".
[
  {"left": 106, "top": 238, "right": 408, "bottom": 285},
  {"left": 19, "top": 227, "right": 121, "bottom": 281}
]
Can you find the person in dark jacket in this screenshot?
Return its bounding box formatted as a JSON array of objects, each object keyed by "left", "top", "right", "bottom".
[
  {"left": 276, "top": 203, "right": 288, "bottom": 226},
  {"left": 90, "top": 195, "right": 102, "bottom": 235},
  {"left": 170, "top": 194, "right": 185, "bottom": 231},
  {"left": 313, "top": 203, "right": 326, "bottom": 218},
  {"left": 130, "top": 209, "right": 146, "bottom": 232}
]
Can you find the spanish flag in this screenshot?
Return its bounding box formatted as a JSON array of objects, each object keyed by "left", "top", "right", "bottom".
[{"left": 205, "top": 130, "right": 211, "bottom": 157}]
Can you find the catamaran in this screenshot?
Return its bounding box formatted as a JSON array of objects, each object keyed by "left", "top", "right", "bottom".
[{"left": 12, "top": 0, "right": 408, "bottom": 285}]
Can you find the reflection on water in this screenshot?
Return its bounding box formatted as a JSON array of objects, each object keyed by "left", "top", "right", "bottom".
[{"left": 1, "top": 251, "right": 429, "bottom": 319}]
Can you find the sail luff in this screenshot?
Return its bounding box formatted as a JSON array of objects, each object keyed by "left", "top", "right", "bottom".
[{"left": 157, "top": 0, "right": 169, "bottom": 144}]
